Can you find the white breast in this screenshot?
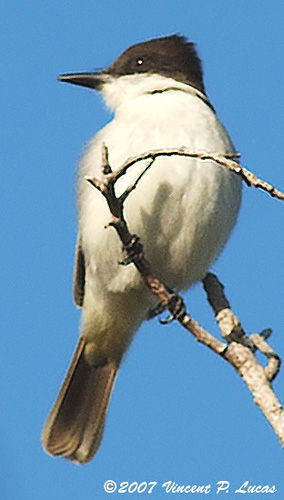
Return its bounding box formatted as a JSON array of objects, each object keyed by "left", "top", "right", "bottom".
[{"left": 79, "top": 81, "right": 241, "bottom": 312}]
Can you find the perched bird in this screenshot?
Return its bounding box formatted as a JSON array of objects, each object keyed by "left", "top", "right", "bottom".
[{"left": 42, "top": 34, "right": 241, "bottom": 464}]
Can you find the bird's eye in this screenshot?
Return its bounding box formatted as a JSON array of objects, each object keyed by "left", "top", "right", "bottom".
[{"left": 136, "top": 59, "right": 144, "bottom": 66}]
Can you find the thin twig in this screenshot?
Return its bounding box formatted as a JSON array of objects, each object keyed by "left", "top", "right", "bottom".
[
  {"left": 251, "top": 333, "right": 281, "bottom": 382},
  {"left": 120, "top": 158, "right": 156, "bottom": 203},
  {"left": 113, "top": 147, "right": 284, "bottom": 201}
]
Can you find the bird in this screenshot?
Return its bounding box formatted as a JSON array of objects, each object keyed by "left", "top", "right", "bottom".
[{"left": 42, "top": 34, "right": 242, "bottom": 464}]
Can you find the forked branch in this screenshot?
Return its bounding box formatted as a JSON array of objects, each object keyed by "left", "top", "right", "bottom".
[
  {"left": 86, "top": 144, "right": 284, "bottom": 446},
  {"left": 100, "top": 146, "right": 284, "bottom": 201}
]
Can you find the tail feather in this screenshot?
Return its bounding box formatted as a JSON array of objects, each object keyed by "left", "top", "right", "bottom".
[{"left": 42, "top": 338, "right": 118, "bottom": 464}]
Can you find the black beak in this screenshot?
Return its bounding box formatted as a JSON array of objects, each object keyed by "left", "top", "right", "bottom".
[{"left": 57, "top": 72, "right": 107, "bottom": 90}]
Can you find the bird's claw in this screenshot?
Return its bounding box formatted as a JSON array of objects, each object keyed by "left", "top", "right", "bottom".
[
  {"left": 119, "top": 235, "right": 144, "bottom": 265},
  {"left": 159, "top": 293, "right": 187, "bottom": 325}
]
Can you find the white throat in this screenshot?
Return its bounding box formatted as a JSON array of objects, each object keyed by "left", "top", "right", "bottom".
[{"left": 100, "top": 73, "right": 212, "bottom": 112}]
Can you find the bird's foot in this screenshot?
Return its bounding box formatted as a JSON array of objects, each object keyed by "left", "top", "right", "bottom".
[
  {"left": 119, "top": 235, "right": 144, "bottom": 265},
  {"left": 159, "top": 290, "right": 187, "bottom": 324}
]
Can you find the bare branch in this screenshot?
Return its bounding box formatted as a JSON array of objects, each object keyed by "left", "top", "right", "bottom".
[
  {"left": 115, "top": 148, "right": 284, "bottom": 201},
  {"left": 86, "top": 144, "right": 284, "bottom": 447},
  {"left": 221, "top": 340, "right": 284, "bottom": 445}
]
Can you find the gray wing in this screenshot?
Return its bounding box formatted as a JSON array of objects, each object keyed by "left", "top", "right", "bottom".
[{"left": 73, "top": 235, "right": 86, "bottom": 307}]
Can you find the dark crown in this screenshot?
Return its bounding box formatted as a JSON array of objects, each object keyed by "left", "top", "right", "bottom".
[{"left": 107, "top": 35, "right": 205, "bottom": 94}]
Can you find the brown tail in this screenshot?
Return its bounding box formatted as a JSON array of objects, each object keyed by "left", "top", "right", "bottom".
[{"left": 41, "top": 337, "right": 118, "bottom": 464}]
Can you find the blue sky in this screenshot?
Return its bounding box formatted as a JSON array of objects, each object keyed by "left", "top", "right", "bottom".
[{"left": 1, "top": 1, "right": 284, "bottom": 499}]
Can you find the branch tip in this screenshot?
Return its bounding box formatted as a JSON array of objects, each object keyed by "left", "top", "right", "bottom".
[
  {"left": 102, "top": 143, "right": 112, "bottom": 174},
  {"left": 260, "top": 328, "right": 273, "bottom": 340}
]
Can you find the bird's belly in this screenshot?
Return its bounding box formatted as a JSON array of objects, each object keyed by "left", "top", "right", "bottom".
[
  {"left": 80, "top": 96, "right": 242, "bottom": 309},
  {"left": 81, "top": 154, "right": 241, "bottom": 305},
  {"left": 122, "top": 155, "right": 241, "bottom": 290}
]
